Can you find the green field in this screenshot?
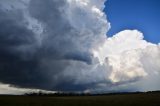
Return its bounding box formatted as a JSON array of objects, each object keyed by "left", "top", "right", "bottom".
[{"left": 0, "top": 93, "right": 160, "bottom": 106}]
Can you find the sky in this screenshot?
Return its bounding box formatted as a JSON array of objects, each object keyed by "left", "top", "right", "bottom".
[
  {"left": 0, "top": 0, "right": 159, "bottom": 94},
  {"left": 105, "top": 0, "right": 160, "bottom": 44}
]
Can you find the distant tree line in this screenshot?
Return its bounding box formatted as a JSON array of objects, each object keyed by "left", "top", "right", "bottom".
[
  {"left": 25, "top": 91, "right": 91, "bottom": 96},
  {"left": 24, "top": 90, "right": 160, "bottom": 96}
]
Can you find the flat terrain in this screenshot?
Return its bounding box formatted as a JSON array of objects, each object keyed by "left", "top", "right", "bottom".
[{"left": 0, "top": 93, "right": 160, "bottom": 106}]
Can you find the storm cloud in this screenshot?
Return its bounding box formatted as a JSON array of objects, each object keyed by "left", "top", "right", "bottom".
[
  {"left": 0, "top": 0, "right": 109, "bottom": 92},
  {"left": 0, "top": 0, "right": 160, "bottom": 94}
]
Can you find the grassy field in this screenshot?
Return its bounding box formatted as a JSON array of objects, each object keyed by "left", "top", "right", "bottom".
[{"left": 0, "top": 93, "right": 160, "bottom": 106}]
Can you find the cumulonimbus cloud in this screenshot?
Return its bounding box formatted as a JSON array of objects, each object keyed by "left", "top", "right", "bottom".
[
  {"left": 0, "top": 0, "right": 159, "bottom": 94},
  {"left": 0, "top": 0, "right": 109, "bottom": 92}
]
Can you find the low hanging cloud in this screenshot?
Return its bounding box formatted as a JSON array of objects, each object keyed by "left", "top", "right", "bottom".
[{"left": 0, "top": 0, "right": 159, "bottom": 94}]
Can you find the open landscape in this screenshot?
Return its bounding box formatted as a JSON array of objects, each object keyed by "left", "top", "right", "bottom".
[{"left": 0, "top": 92, "right": 160, "bottom": 106}]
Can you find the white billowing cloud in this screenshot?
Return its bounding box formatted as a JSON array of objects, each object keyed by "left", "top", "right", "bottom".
[
  {"left": 108, "top": 50, "right": 147, "bottom": 83},
  {"left": 93, "top": 30, "right": 152, "bottom": 63},
  {"left": 93, "top": 30, "right": 150, "bottom": 83},
  {"left": 93, "top": 30, "right": 160, "bottom": 91}
]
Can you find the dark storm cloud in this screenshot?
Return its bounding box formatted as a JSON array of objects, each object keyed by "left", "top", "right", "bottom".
[
  {"left": 0, "top": 0, "right": 108, "bottom": 91},
  {"left": 0, "top": 5, "right": 50, "bottom": 89}
]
